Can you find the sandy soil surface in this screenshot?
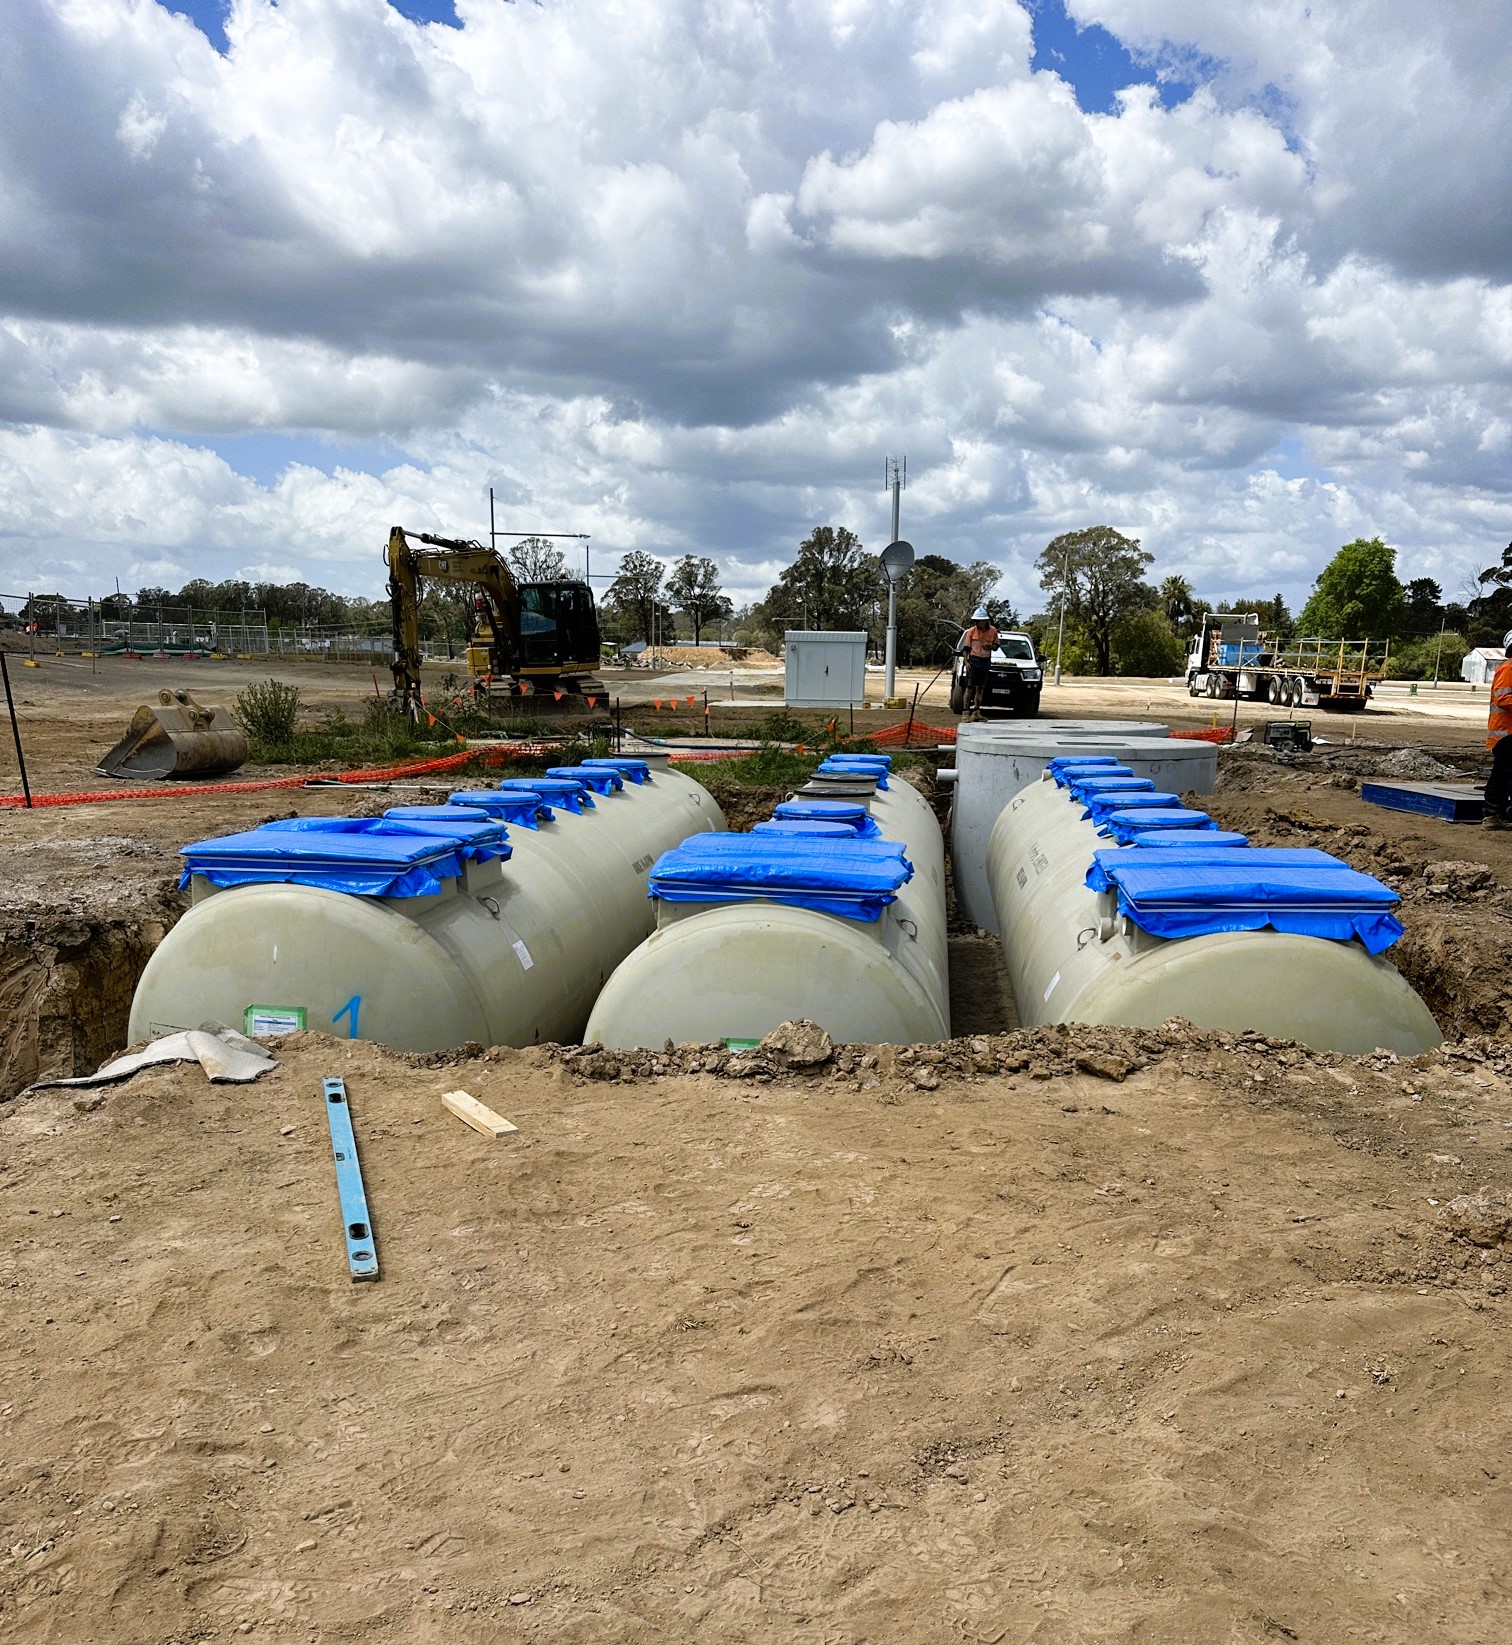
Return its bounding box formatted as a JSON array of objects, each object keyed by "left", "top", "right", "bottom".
[
  {"left": 2, "top": 658, "right": 1510, "bottom": 1641},
  {"left": 2, "top": 1027, "right": 1508, "bottom": 1643}
]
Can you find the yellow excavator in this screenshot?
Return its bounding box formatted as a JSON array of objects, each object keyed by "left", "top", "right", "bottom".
[{"left": 386, "top": 526, "right": 603, "bottom": 712}]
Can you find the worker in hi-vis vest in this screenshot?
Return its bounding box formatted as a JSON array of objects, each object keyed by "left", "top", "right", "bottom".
[
  {"left": 957, "top": 606, "right": 999, "bottom": 720},
  {"left": 1485, "top": 628, "right": 1512, "bottom": 830}
]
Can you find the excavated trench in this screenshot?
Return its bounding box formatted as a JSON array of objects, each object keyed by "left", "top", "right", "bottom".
[{"left": 0, "top": 758, "right": 1496, "bottom": 1102}]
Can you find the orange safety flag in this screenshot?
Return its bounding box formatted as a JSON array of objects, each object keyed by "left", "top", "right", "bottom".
[
  {"left": 426, "top": 712, "right": 437, "bottom": 727},
  {"left": 686, "top": 695, "right": 695, "bottom": 706},
  {"left": 519, "top": 680, "right": 533, "bottom": 695},
  {"left": 553, "top": 690, "right": 564, "bottom": 701},
  {"left": 653, "top": 698, "right": 663, "bottom": 710},
  {"left": 586, "top": 695, "right": 599, "bottom": 707}
]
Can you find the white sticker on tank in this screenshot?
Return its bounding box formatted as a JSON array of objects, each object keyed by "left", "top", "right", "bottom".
[
  {"left": 511, "top": 937, "right": 534, "bottom": 971},
  {"left": 1043, "top": 970, "right": 1062, "bottom": 1003}
]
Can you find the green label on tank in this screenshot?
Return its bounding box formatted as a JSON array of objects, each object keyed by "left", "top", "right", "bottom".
[
  {"left": 245, "top": 1005, "right": 307, "bottom": 1037},
  {"left": 723, "top": 1037, "right": 760, "bottom": 1050}
]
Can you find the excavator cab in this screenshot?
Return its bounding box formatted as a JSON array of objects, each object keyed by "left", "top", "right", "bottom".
[{"left": 517, "top": 582, "right": 601, "bottom": 675}]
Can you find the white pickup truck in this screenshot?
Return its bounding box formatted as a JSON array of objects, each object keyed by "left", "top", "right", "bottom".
[{"left": 949, "top": 630, "right": 1043, "bottom": 717}]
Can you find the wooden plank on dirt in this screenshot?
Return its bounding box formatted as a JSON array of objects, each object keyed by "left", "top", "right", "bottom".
[{"left": 441, "top": 1089, "right": 519, "bottom": 1139}]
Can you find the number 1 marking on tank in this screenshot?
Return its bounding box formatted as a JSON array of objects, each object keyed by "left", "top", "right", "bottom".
[{"left": 331, "top": 995, "right": 361, "bottom": 1039}]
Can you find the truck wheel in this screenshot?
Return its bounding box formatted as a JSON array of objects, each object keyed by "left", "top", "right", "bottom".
[
  {"left": 1205, "top": 673, "right": 1220, "bottom": 698},
  {"left": 949, "top": 678, "right": 966, "bottom": 716},
  {"left": 1014, "top": 694, "right": 1040, "bottom": 719},
  {"left": 1187, "top": 674, "right": 1200, "bottom": 697},
  {"left": 1287, "top": 677, "right": 1304, "bottom": 707},
  {"left": 1267, "top": 676, "right": 1283, "bottom": 704}
]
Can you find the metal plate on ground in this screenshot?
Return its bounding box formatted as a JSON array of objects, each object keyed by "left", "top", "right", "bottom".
[
  {"left": 321, "top": 1077, "right": 379, "bottom": 1282},
  {"left": 1360, "top": 780, "right": 1484, "bottom": 823}
]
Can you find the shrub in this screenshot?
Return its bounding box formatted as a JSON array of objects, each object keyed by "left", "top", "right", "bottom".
[{"left": 233, "top": 678, "right": 302, "bottom": 748}]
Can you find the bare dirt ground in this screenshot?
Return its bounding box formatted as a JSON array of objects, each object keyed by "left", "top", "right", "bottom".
[{"left": 1, "top": 655, "right": 1510, "bottom": 1642}]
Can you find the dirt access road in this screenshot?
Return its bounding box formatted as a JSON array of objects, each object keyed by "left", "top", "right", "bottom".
[{"left": 0, "top": 652, "right": 1509, "bottom": 1641}]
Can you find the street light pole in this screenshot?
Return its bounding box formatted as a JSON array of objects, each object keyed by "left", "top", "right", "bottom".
[{"left": 1053, "top": 565, "right": 1068, "bottom": 686}]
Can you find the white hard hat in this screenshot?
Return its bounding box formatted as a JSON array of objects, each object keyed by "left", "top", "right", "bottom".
[
  {"left": 1502, "top": 629, "right": 1512, "bottom": 652},
  {"left": 972, "top": 607, "right": 989, "bottom": 621}
]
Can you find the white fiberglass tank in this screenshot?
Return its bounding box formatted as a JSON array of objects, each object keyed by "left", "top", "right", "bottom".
[
  {"left": 985, "top": 772, "right": 1441, "bottom": 1054},
  {"left": 586, "top": 773, "right": 949, "bottom": 1048},
  {"left": 128, "top": 766, "right": 725, "bottom": 1053},
  {"left": 952, "top": 728, "right": 1218, "bottom": 930}
]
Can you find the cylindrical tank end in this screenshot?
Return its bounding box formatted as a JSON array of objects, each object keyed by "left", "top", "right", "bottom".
[{"left": 1060, "top": 930, "right": 1442, "bottom": 1056}]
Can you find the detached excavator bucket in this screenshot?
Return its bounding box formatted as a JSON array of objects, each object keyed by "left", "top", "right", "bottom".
[{"left": 97, "top": 690, "right": 250, "bottom": 780}]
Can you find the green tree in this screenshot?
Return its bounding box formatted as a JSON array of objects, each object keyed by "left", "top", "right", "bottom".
[
  {"left": 752, "top": 525, "right": 876, "bottom": 639},
  {"left": 603, "top": 551, "right": 666, "bottom": 643},
  {"left": 507, "top": 536, "right": 571, "bottom": 581},
  {"left": 892, "top": 554, "right": 1011, "bottom": 665},
  {"left": 1297, "top": 538, "right": 1406, "bottom": 638},
  {"left": 1036, "top": 526, "right": 1154, "bottom": 676},
  {"left": 1403, "top": 577, "right": 1444, "bottom": 635},
  {"left": 1158, "top": 574, "right": 1198, "bottom": 639},
  {"left": 665, "top": 555, "right": 734, "bottom": 645},
  {"left": 1112, "top": 609, "right": 1186, "bottom": 676}
]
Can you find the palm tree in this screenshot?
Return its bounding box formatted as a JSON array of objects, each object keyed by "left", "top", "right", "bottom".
[{"left": 1160, "top": 574, "right": 1197, "bottom": 639}]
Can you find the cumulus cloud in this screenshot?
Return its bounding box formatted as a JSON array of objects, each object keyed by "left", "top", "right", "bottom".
[{"left": 0, "top": 0, "right": 1508, "bottom": 621}]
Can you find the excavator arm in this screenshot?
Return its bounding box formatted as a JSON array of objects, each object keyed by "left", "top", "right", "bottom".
[{"left": 387, "top": 525, "right": 524, "bottom": 709}]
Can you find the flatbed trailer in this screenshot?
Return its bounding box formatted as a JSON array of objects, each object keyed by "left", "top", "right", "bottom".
[{"left": 1185, "top": 615, "right": 1389, "bottom": 712}]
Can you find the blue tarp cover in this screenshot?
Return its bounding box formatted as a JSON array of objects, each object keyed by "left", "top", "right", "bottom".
[
  {"left": 751, "top": 820, "right": 856, "bottom": 837},
  {"left": 1101, "top": 809, "right": 1217, "bottom": 844},
  {"left": 548, "top": 764, "right": 623, "bottom": 794},
  {"left": 1067, "top": 775, "right": 1155, "bottom": 802},
  {"left": 1052, "top": 761, "right": 1134, "bottom": 788},
  {"left": 772, "top": 799, "right": 881, "bottom": 837},
  {"left": 1086, "top": 845, "right": 1341, "bottom": 892},
  {"left": 1088, "top": 855, "right": 1403, "bottom": 953},
  {"left": 496, "top": 777, "right": 592, "bottom": 812},
  {"left": 449, "top": 790, "right": 551, "bottom": 828},
  {"left": 182, "top": 827, "right": 465, "bottom": 897},
  {"left": 824, "top": 754, "right": 891, "bottom": 769},
  {"left": 820, "top": 756, "right": 889, "bottom": 787},
  {"left": 649, "top": 834, "right": 912, "bottom": 921},
  {"left": 1082, "top": 790, "right": 1181, "bottom": 821},
  {"left": 1050, "top": 756, "right": 1123, "bottom": 776},
  {"left": 253, "top": 813, "right": 511, "bottom": 864},
  {"left": 583, "top": 757, "right": 652, "bottom": 783},
  {"left": 1122, "top": 829, "right": 1248, "bottom": 849}
]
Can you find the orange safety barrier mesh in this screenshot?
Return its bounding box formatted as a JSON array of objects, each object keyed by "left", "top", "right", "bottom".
[
  {"left": 0, "top": 741, "right": 556, "bottom": 810},
  {"left": 1168, "top": 726, "right": 1236, "bottom": 744},
  {"left": 869, "top": 718, "right": 958, "bottom": 747}
]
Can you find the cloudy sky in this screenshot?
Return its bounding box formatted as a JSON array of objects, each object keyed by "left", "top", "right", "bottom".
[{"left": 3, "top": 0, "right": 1509, "bottom": 623}]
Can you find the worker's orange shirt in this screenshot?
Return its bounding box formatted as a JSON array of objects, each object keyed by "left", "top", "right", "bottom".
[
  {"left": 1489, "top": 659, "right": 1512, "bottom": 749},
  {"left": 965, "top": 624, "right": 999, "bottom": 660}
]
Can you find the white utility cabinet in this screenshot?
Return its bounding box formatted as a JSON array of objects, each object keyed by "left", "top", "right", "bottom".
[{"left": 784, "top": 630, "right": 867, "bottom": 706}]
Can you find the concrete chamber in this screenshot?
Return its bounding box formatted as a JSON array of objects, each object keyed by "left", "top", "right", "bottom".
[
  {"left": 586, "top": 766, "right": 949, "bottom": 1048},
  {"left": 128, "top": 767, "right": 725, "bottom": 1052},
  {"left": 986, "top": 769, "right": 1441, "bottom": 1054},
  {"left": 951, "top": 724, "right": 1219, "bottom": 930}
]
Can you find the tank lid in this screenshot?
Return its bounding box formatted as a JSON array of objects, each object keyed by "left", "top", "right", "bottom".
[
  {"left": 1051, "top": 762, "right": 1134, "bottom": 786},
  {"left": 772, "top": 799, "right": 881, "bottom": 837},
  {"left": 649, "top": 833, "right": 913, "bottom": 922},
  {"left": 180, "top": 824, "right": 472, "bottom": 898},
  {"left": 582, "top": 757, "right": 653, "bottom": 783},
  {"left": 547, "top": 764, "right": 623, "bottom": 794},
  {"left": 822, "top": 753, "right": 892, "bottom": 768},
  {"left": 1088, "top": 849, "right": 1402, "bottom": 953},
  {"left": 793, "top": 781, "right": 876, "bottom": 801},
  {"left": 818, "top": 759, "right": 888, "bottom": 789},
  {"left": 249, "top": 813, "right": 511, "bottom": 861},
  {"left": 752, "top": 819, "right": 857, "bottom": 837},
  {"left": 1101, "top": 809, "right": 1217, "bottom": 844},
  {"left": 1116, "top": 830, "right": 1249, "bottom": 849},
  {"left": 1066, "top": 775, "right": 1156, "bottom": 801},
  {"left": 495, "top": 776, "right": 592, "bottom": 812},
  {"left": 448, "top": 790, "right": 551, "bottom": 828}
]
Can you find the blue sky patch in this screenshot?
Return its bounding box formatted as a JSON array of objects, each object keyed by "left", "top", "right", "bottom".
[
  {"left": 1029, "top": 0, "right": 1193, "bottom": 112},
  {"left": 162, "top": 1, "right": 461, "bottom": 54}
]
